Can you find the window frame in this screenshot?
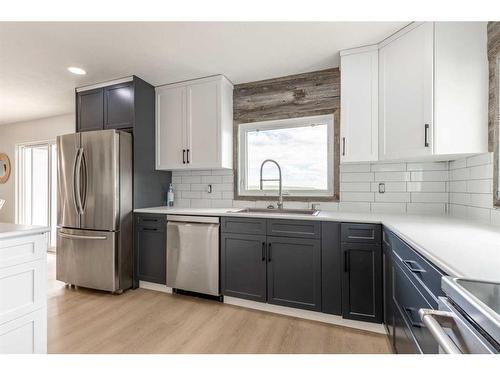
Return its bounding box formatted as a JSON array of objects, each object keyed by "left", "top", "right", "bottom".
[{"left": 237, "top": 114, "right": 335, "bottom": 199}]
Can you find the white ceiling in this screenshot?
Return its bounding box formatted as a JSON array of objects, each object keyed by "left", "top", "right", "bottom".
[{"left": 0, "top": 22, "right": 406, "bottom": 125}]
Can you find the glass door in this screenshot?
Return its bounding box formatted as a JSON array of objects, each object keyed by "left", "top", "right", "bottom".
[{"left": 16, "top": 141, "right": 57, "bottom": 250}]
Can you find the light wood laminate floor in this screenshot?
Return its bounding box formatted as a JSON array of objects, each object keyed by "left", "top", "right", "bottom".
[{"left": 47, "top": 254, "right": 391, "bottom": 354}]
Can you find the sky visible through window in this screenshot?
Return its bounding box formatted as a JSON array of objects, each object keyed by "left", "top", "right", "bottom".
[{"left": 246, "top": 124, "right": 328, "bottom": 191}]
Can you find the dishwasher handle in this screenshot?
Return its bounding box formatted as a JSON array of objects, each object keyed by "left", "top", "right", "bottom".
[
  {"left": 419, "top": 308, "right": 462, "bottom": 354},
  {"left": 166, "top": 215, "right": 219, "bottom": 224}
]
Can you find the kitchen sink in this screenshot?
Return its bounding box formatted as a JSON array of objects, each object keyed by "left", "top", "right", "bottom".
[{"left": 232, "top": 208, "right": 320, "bottom": 216}]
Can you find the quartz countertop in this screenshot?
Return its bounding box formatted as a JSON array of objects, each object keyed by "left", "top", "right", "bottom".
[
  {"left": 134, "top": 206, "right": 500, "bottom": 282},
  {"left": 0, "top": 222, "right": 50, "bottom": 240}
]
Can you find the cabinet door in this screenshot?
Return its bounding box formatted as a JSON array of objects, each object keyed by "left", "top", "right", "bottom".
[
  {"left": 186, "top": 80, "right": 220, "bottom": 169},
  {"left": 77, "top": 88, "right": 104, "bottom": 132},
  {"left": 267, "top": 236, "right": 321, "bottom": 311},
  {"left": 104, "top": 82, "right": 134, "bottom": 129},
  {"left": 340, "top": 48, "right": 378, "bottom": 162},
  {"left": 342, "top": 242, "right": 383, "bottom": 323},
  {"left": 221, "top": 233, "right": 267, "bottom": 302},
  {"left": 156, "top": 85, "right": 187, "bottom": 170},
  {"left": 135, "top": 225, "right": 166, "bottom": 284},
  {"left": 383, "top": 241, "right": 394, "bottom": 338},
  {"left": 379, "top": 22, "right": 434, "bottom": 160}
]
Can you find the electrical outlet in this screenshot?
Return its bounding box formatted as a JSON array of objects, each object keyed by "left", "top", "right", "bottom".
[{"left": 378, "top": 183, "right": 385, "bottom": 194}]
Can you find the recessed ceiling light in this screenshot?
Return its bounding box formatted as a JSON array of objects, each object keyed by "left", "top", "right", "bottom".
[{"left": 67, "top": 67, "right": 86, "bottom": 75}]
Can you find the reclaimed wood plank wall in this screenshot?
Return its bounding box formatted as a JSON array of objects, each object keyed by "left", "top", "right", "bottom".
[
  {"left": 487, "top": 21, "right": 500, "bottom": 206},
  {"left": 233, "top": 68, "right": 340, "bottom": 201}
]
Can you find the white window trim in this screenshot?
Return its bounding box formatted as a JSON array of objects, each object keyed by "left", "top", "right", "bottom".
[{"left": 238, "top": 114, "right": 334, "bottom": 198}]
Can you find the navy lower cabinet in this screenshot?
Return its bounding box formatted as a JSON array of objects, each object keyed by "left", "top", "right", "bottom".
[
  {"left": 383, "top": 233, "right": 394, "bottom": 338},
  {"left": 220, "top": 233, "right": 267, "bottom": 302},
  {"left": 321, "top": 222, "right": 342, "bottom": 315},
  {"left": 134, "top": 214, "right": 167, "bottom": 287},
  {"left": 341, "top": 223, "right": 383, "bottom": 323},
  {"left": 267, "top": 236, "right": 322, "bottom": 311}
]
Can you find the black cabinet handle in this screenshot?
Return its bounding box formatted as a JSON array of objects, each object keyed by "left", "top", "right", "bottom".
[
  {"left": 403, "top": 260, "right": 426, "bottom": 273},
  {"left": 342, "top": 137, "right": 346, "bottom": 156},
  {"left": 268, "top": 243, "right": 272, "bottom": 262},
  {"left": 403, "top": 307, "right": 425, "bottom": 328},
  {"left": 261, "top": 242, "right": 266, "bottom": 261},
  {"left": 187, "top": 149, "right": 190, "bottom": 164},
  {"left": 344, "top": 251, "right": 349, "bottom": 272},
  {"left": 142, "top": 218, "right": 158, "bottom": 222},
  {"left": 424, "top": 124, "right": 430, "bottom": 147},
  {"left": 142, "top": 227, "right": 158, "bottom": 232},
  {"left": 182, "top": 149, "right": 186, "bottom": 164}
]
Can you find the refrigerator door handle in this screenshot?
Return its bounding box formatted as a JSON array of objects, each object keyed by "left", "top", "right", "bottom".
[
  {"left": 74, "top": 147, "right": 84, "bottom": 214},
  {"left": 80, "top": 149, "right": 87, "bottom": 213},
  {"left": 58, "top": 231, "right": 107, "bottom": 240}
]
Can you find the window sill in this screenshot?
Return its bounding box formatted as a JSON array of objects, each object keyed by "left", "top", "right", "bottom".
[{"left": 233, "top": 194, "right": 339, "bottom": 202}]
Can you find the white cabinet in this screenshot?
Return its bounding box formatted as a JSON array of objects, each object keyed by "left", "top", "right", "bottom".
[
  {"left": 156, "top": 75, "right": 233, "bottom": 170},
  {"left": 340, "top": 45, "right": 378, "bottom": 163},
  {"left": 0, "top": 231, "right": 48, "bottom": 354},
  {"left": 379, "top": 22, "right": 488, "bottom": 161}
]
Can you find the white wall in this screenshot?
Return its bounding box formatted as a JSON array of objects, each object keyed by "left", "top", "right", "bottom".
[{"left": 0, "top": 114, "right": 74, "bottom": 222}]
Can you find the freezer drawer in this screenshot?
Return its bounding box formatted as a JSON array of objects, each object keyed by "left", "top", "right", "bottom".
[
  {"left": 56, "top": 228, "right": 118, "bottom": 292},
  {"left": 166, "top": 218, "right": 219, "bottom": 296}
]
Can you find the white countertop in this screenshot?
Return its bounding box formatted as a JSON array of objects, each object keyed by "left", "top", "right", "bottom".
[
  {"left": 134, "top": 206, "right": 500, "bottom": 282},
  {"left": 0, "top": 222, "right": 51, "bottom": 240}
]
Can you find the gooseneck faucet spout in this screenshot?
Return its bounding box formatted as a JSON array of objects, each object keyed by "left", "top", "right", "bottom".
[{"left": 259, "top": 159, "right": 283, "bottom": 210}]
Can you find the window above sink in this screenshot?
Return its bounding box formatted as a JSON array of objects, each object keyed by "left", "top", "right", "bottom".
[{"left": 237, "top": 114, "right": 334, "bottom": 198}]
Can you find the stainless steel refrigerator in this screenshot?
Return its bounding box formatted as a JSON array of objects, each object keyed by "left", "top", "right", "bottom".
[{"left": 56, "top": 129, "right": 133, "bottom": 293}]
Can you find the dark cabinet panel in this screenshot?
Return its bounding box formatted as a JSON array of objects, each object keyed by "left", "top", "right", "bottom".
[
  {"left": 393, "top": 301, "right": 420, "bottom": 354},
  {"left": 267, "top": 236, "right": 321, "bottom": 311},
  {"left": 221, "top": 233, "right": 267, "bottom": 302},
  {"left": 341, "top": 223, "right": 381, "bottom": 244},
  {"left": 221, "top": 217, "right": 267, "bottom": 235},
  {"left": 104, "top": 82, "right": 135, "bottom": 130},
  {"left": 383, "top": 239, "right": 394, "bottom": 338},
  {"left": 77, "top": 88, "right": 104, "bottom": 132},
  {"left": 341, "top": 242, "right": 383, "bottom": 323},
  {"left": 321, "top": 222, "right": 342, "bottom": 315},
  {"left": 267, "top": 219, "right": 321, "bottom": 239},
  {"left": 134, "top": 214, "right": 166, "bottom": 286}
]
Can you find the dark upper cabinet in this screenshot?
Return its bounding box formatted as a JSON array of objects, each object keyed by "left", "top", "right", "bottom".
[
  {"left": 134, "top": 214, "right": 167, "bottom": 286},
  {"left": 341, "top": 242, "right": 383, "bottom": 323},
  {"left": 221, "top": 233, "right": 267, "bottom": 302},
  {"left": 77, "top": 88, "right": 104, "bottom": 132},
  {"left": 267, "top": 236, "right": 322, "bottom": 311},
  {"left": 104, "top": 82, "right": 135, "bottom": 130}
]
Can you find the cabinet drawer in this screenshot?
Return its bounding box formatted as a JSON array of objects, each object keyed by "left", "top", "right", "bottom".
[
  {"left": 393, "top": 261, "right": 437, "bottom": 353},
  {"left": 341, "top": 223, "right": 381, "bottom": 244},
  {"left": 0, "top": 307, "right": 47, "bottom": 354},
  {"left": 135, "top": 214, "right": 166, "bottom": 230},
  {"left": 0, "top": 233, "right": 47, "bottom": 269},
  {"left": 390, "top": 232, "right": 444, "bottom": 302},
  {"left": 393, "top": 301, "right": 420, "bottom": 354},
  {"left": 267, "top": 219, "right": 320, "bottom": 239},
  {"left": 0, "top": 259, "right": 46, "bottom": 325},
  {"left": 221, "top": 217, "right": 266, "bottom": 235}
]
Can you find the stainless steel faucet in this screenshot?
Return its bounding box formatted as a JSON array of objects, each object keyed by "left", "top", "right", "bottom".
[{"left": 259, "top": 159, "right": 283, "bottom": 209}]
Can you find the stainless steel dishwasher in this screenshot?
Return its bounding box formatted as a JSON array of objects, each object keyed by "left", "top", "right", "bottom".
[{"left": 166, "top": 215, "right": 220, "bottom": 296}]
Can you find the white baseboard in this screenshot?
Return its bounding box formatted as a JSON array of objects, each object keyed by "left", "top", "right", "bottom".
[
  {"left": 224, "top": 296, "right": 386, "bottom": 334},
  {"left": 139, "top": 281, "right": 173, "bottom": 294}
]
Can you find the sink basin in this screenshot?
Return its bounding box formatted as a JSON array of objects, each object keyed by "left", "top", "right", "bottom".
[{"left": 233, "top": 208, "right": 320, "bottom": 216}]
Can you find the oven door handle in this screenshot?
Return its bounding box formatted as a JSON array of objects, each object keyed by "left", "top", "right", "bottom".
[{"left": 419, "top": 308, "right": 462, "bottom": 354}]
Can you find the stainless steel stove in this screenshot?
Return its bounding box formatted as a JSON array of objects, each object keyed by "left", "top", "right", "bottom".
[{"left": 419, "top": 277, "right": 500, "bottom": 354}]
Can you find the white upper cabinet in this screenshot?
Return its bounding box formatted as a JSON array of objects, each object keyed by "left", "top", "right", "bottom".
[
  {"left": 156, "top": 75, "right": 233, "bottom": 170},
  {"left": 340, "top": 45, "right": 378, "bottom": 163},
  {"left": 379, "top": 22, "right": 488, "bottom": 161}
]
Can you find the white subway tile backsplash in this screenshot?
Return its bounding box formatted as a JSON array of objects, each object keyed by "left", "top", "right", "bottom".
[
  {"left": 211, "top": 199, "right": 233, "bottom": 208},
  {"left": 222, "top": 175, "right": 234, "bottom": 183},
  {"left": 450, "top": 193, "right": 470, "bottom": 205},
  {"left": 469, "top": 164, "right": 493, "bottom": 180},
  {"left": 406, "top": 181, "right": 446, "bottom": 192},
  {"left": 222, "top": 191, "right": 234, "bottom": 200},
  {"left": 190, "top": 199, "right": 212, "bottom": 208},
  {"left": 341, "top": 182, "right": 371, "bottom": 192},
  {"left": 339, "top": 202, "right": 371, "bottom": 213},
  {"left": 450, "top": 168, "right": 469, "bottom": 181},
  {"left": 466, "top": 153, "right": 492, "bottom": 167},
  {"left": 182, "top": 191, "right": 202, "bottom": 199},
  {"left": 407, "top": 203, "right": 446, "bottom": 215},
  {"left": 370, "top": 163, "right": 406, "bottom": 172},
  {"left": 341, "top": 172, "right": 374, "bottom": 182},
  {"left": 211, "top": 169, "right": 234, "bottom": 175},
  {"left": 190, "top": 184, "right": 208, "bottom": 191},
  {"left": 341, "top": 192, "right": 375, "bottom": 202},
  {"left": 466, "top": 206, "right": 491, "bottom": 223},
  {"left": 449, "top": 159, "right": 467, "bottom": 170},
  {"left": 202, "top": 175, "right": 223, "bottom": 183},
  {"left": 370, "top": 202, "right": 406, "bottom": 214},
  {"left": 370, "top": 182, "right": 407, "bottom": 192},
  {"left": 449, "top": 204, "right": 467, "bottom": 218},
  {"left": 406, "top": 162, "right": 448, "bottom": 171},
  {"left": 174, "top": 183, "right": 191, "bottom": 191},
  {"left": 491, "top": 209, "right": 500, "bottom": 226},
  {"left": 181, "top": 176, "right": 202, "bottom": 184},
  {"left": 340, "top": 164, "right": 371, "bottom": 173},
  {"left": 411, "top": 170, "right": 449, "bottom": 182},
  {"left": 201, "top": 191, "right": 222, "bottom": 199},
  {"left": 172, "top": 176, "right": 182, "bottom": 184},
  {"left": 374, "top": 192, "right": 410, "bottom": 202},
  {"left": 411, "top": 192, "right": 448, "bottom": 203},
  {"left": 313, "top": 202, "right": 339, "bottom": 212},
  {"left": 466, "top": 179, "right": 492, "bottom": 194},
  {"left": 469, "top": 193, "right": 493, "bottom": 209},
  {"left": 448, "top": 181, "right": 467, "bottom": 193},
  {"left": 374, "top": 171, "right": 411, "bottom": 181},
  {"left": 174, "top": 198, "right": 191, "bottom": 208}
]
